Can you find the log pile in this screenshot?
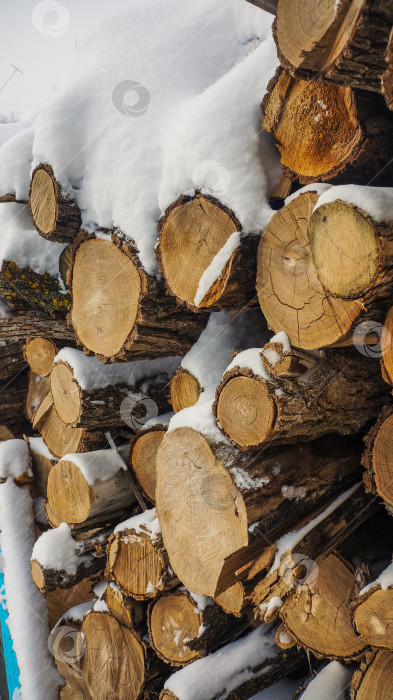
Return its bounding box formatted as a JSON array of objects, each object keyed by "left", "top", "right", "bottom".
[{"left": 2, "top": 2, "right": 393, "bottom": 698}]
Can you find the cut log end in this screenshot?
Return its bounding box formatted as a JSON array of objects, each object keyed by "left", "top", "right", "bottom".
[
  {"left": 30, "top": 167, "right": 57, "bottom": 235},
  {"left": 47, "top": 460, "right": 94, "bottom": 524},
  {"left": 30, "top": 559, "right": 46, "bottom": 591},
  {"left": 351, "top": 650, "right": 393, "bottom": 699},
  {"left": 24, "top": 337, "right": 57, "bottom": 376},
  {"left": 51, "top": 362, "right": 81, "bottom": 425},
  {"left": 363, "top": 407, "right": 393, "bottom": 508},
  {"left": 309, "top": 202, "right": 382, "bottom": 300},
  {"left": 130, "top": 428, "right": 166, "bottom": 504},
  {"left": 170, "top": 369, "right": 201, "bottom": 413},
  {"left": 353, "top": 588, "right": 393, "bottom": 650},
  {"left": 215, "top": 374, "right": 276, "bottom": 448},
  {"left": 149, "top": 591, "right": 203, "bottom": 665}
]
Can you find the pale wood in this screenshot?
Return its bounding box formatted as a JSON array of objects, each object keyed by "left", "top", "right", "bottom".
[
  {"left": 32, "top": 390, "right": 54, "bottom": 429},
  {"left": 102, "top": 584, "right": 144, "bottom": 630},
  {"left": 363, "top": 406, "right": 393, "bottom": 509},
  {"left": 24, "top": 337, "right": 57, "bottom": 376},
  {"left": 40, "top": 403, "right": 105, "bottom": 458},
  {"left": 25, "top": 371, "right": 50, "bottom": 423},
  {"left": 351, "top": 650, "right": 393, "bottom": 699},
  {"left": 29, "top": 163, "right": 81, "bottom": 242},
  {"left": 0, "top": 426, "right": 14, "bottom": 441},
  {"left": 129, "top": 426, "right": 167, "bottom": 504},
  {"left": 170, "top": 369, "right": 201, "bottom": 412}
]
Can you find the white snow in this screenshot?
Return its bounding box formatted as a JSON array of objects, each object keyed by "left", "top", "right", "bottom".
[
  {"left": 259, "top": 596, "right": 283, "bottom": 616},
  {"left": 145, "top": 411, "right": 173, "bottom": 428},
  {"left": 230, "top": 466, "right": 270, "bottom": 490},
  {"left": 194, "top": 232, "right": 241, "bottom": 306},
  {"left": 163, "top": 623, "right": 278, "bottom": 699},
  {"left": 31, "top": 523, "right": 80, "bottom": 575},
  {"left": 278, "top": 629, "right": 292, "bottom": 646},
  {"left": 0, "top": 480, "right": 61, "bottom": 699},
  {"left": 269, "top": 483, "right": 361, "bottom": 574},
  {"left": 249, "top": 678, "right": 300, "bottom": 700},
  {"left": 31, "top": 1, "right": 274, "bottom": 275},
  {"left": 54, "top": 347, "right": 181, "bottom": 391},
  {"left": 300, "top": 661, "right": 352, "bottom": 700},
  {"left": 158, "top": 36, "right": 281, "bottom": 236},
  {"left": 313, "top": 185, "right": 393, "bottom": 222},
  {"left": 0, "top": 202, "right": 66, "bottom": 279},
  {"left": 225, "top": 348, "right": 272, "bottom": 380},
  {"left": 114, "top": 507, "right": 159, "bottom": 537},
  {"left": 0, "top": 126, "right": 35, "bottom": 200},
  {"left": 183, "top": 588, "right": 213, "bottom": 613},
  {"left": 281, "top": 485, "right": 307, "bottom": 501},
  {"left": 180, "top": 310, "right": 268, "bottom": 392},
  {"left": 93, "top": 580, "right": 108, "bottom": 599},
  {"left": 60, "top": 448, "right": 127, "bottom": 486},
  {"left": 29, "top": 436, "right": 56, "bottom": 461},
  {"left": 93, "top": 598, "right": 109, "bottom": 613},
  {"left": 61, "top": 601, "right": 94, "bottom": 625},
  {"left": 167, "top": 389, "right": 226, "bottom": 443},
  {"left": 285, "top": 183, "right": 333, "bottom": 205},
  {"left": 360, "top": 561, "right": 393, "bottom": 595},
  {"left": 0, "top": 439, "right": 32, "bottom": 481}
]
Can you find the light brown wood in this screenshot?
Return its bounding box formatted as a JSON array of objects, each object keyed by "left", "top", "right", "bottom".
[
  {"left": 156, "top": 426, "right": 362, "bottom": 597},
  {"left": 47, "top": 455, "right": 136, "bottom": 528},
  {"left": 24, "top": 337, "right": 57, "bottom": 376},
  {"left": 30, "top": 446, "right": 56, "bottom": 499},
  {"left": 214, "top": 582, "right": 246, "bottom": 617},
  {"left": 29, "top": 163, "right": 81, "bottom": 242},
  {"left": 129, "top": 427, "right": 167, "bottom": 504},
  {"left": 256, "top": 191, "right": 371, "bottom": 349},
  {"left": 32, "top": 390, "right": 54, "bottom": 429},
  {"left": 25, "top": 371, "right": 50, "bottom": 422},
  {"left": 275, "top": 623, "right": 296, "bottom": 650},
  {"left": 363, "top": 406, "right": 393, "bottom": 509},
  {"left": 353, "top": 588, "right": 393, "bottom": 650},
  {"left": 157, "top": 193, "right": 258, "bottom": 311},
  {"left": 0, "top": 426, "right": 14, "bottom": 442},
  {"left": 50, "top": 362, "right": 80, "bottom": 424},
  {"left": 40, "top": 404, "right": 105, "bottom": 458},
  {"left": 351, "top": 650, "right": 393, "bottom": 699},
  {"left": 170, "top": 369, "right": 201, "bottom": 413},
  {"left": 102, "top": 583, "right": 144, "bottom": 631},
  {"left": 381, "top": 305, "right": 393, "bottom": 385},
  {"left": 382, "top": 28, "right": 393, "bottom": 111},
  {"left": 280, "top": 553, "right": 365, "bottom": 660}
]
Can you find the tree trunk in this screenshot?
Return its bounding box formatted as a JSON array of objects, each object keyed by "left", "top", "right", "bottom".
[
  {"left": 309, "top": 200, "right": 393, "bottom": 302},
  {"left": 382, "top": 28, "right": 393, "bottom": 110},
  {"left": 0, "top": 340, "right": 25, "bottom": 381},
  {"left": 256, "top": 190, "right": 390, "bottom": 349},
  {"left": 105, "top": 509, "right": 178, "bottom": 600},
  {"left": 213, "top": 342, "right": 388, "bottom": 449},
  {"left": 262, "top": 67, "right": 393, "bottom": 185},
  {"left": 170, "top": 369, "right": 201, "bottom": 413},
  {"left": 39, "top": 402, "right": 107, "bottom": 459},
  {"left": 102, "top": 583, "right": 144, "bottom": 631},
  {"left": 46, "top": 450, "right": 137, "bottom": 529},
  {"left": 68, "top": 231, "right": 208, "bottom": 363},
  {"left": 279, "top": 552, "right": 366, "bottom": 661},
  {"left": 80, "top": 611, "right": 166, "bottom": 700},
  {"left": 148, "top": 588, "right": 241, "bottom": 667},
  {"left": 0, "top": 369, "right": 31, "bottom": 436},
  {"left": 351, "top": 650, "right": 393, "bottom": 699},
  {"left": 0, "top": 308, "right": 76, "bottom": 344},
  {"left": 275, "top": 0, "right": 393, "bottom": 93},
  {"left": 160, "top": 624, "right": 306, "bottom": 700},
  {"left": 156, "top": 426, "right": 362, "bottom": 597},
  {"left": 362, "top": 405, "right": 393, "bottom": 510},
  {"left": 250, "top": 484, "right": 377, "bottom": 623},
  {"left": 0, "top": 259, "right": 69, "bottom": 314},
  {"left": 129, "top": 426, "right": 168, "bottom": 504},
  {"left": 50, "top": 353, "right": 174, "bottom": 429},
  {"left": 24, "top": 337, "right": 59, "bottom": 376},
  {"left": 157, "top": 192, "right": 258, "bottom": 311},
  {"left": 31, "top": 552, "right": 105, "bottom": 595},
  {"left": 352, "top": 560, "right": 393, "bottom": 651},
  {"left": 29, "top": 163, "right": 81, "bottom": 243}
]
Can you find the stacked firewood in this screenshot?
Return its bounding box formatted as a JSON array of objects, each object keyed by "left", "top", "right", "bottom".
[{"left": 2, "top": 1, "right": 393, "bottom": 698}]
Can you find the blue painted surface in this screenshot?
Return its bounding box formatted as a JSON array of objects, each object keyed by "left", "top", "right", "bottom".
[{"left": 0, "top": 547, "right": 21, "bottom": 699}]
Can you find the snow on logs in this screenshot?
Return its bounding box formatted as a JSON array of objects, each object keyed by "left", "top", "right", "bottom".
[
  {"left": 279, "top": 552, "right": 366, "bottom": 662},
  {"left": 213, "top": 337, "right": 387, "bottom": 450},
  {"left": 68, "top": 232, "right": 208, "bottom": 362},
  {"left": 0, "top": 438, "right": 32, "bottom": 485},
  {"left": 169, "top": 311, "right": 267, "bottom": 413},
  {"left": 46, "top": 449, "right": 137, "bottom": 529},
  {"left": 256, "top": 187, "right": 393, "bottom": 350},
  {"left": 105, "top": 509, "right": 178, "bottom": 600},
  {"left": 0, "top": 203, "right": 69, "bottom": 314},
  {"left": 262, "top": 68, "right": 393, "bottom": 186},
  {"left": 351, "top": 650, "right": 393, "bottom": 700},
  {"left": 274, "top": 0, "right": 393, "bottom": 93},
  {"left": 156, "top": 420, "right": 363, "bottom": 597},
  {"left": 29, "top": 164, "right": 81, "bottom": 243},
  {"left": 147, "top": 588, "right": 241, "bottom": 667},
  {"left": 30, "top": 522, "right": 108, "bottom": 593},
  {"left": 159, "top": 624, "right": 305, "bottom": 700},
  {"left": 352, "top": 561, "right": 393, "bottom": 651},
  {"left": 50, "top": 347, "right": 178, "bottom": 429}
]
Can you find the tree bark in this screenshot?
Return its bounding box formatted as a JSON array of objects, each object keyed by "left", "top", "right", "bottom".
[
  {"left": 68, "top": 231, "right": 208, "bottom": 362},
  {"left": 0, "top": 259, "right": 69, "bottom": 314},
  {"left": 46, "top": 451, "right": 137, "bottom": 529},
  {"left": 362, "top": 405, "right": 393, "bottom": 510},
  {"left": 382, "top": 28, "right": 393, "bottom": 110},
  {"left": 29, "top": 163, "right": 81, "bottom": 243},
  {"left": 275, "top": 0, "right": 393, "bottom": 93},
  {"left": 279, "top": 552, "right": 366, "bottom": 661},
  {"left": 256, "top": 190, "right": 391, "bottom": 349},
  {"left": 157, "top": 192, "right": 258, "bottom": 311},
  {"left": 0, "top": 340, "right": 25, "bottom": 381},
  {"left": 156, "top": 426, "right": 363, "bottom": 597},
  {"left": 0, "top": 308, "right": 76, "bottom": 344},
  {"left": 262, "top": 67, "right": 393, "bottom": 185},
  {"left": 214, "top": 343, "right": 388, "bottom": 449}
]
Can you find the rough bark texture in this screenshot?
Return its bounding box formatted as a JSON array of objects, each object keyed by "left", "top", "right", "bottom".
[
  {"left": 156, "top": 426, "right": 363, "bottom": 597},
  {"left": 214, "top": 345, "right": 388, "bottom": 449},
  {"left": 275, "top": 0, "right": 393, "bottom": 93},
  {"left": 382, "top": 28, "right": 393, "bottom": 110},
  {"left": 0, "top": 259, "right": 69, "bottom": 314},
  {"left": 262, "top": 67, "right": 393, "bottom": 185},
  {"left": 0, "top": 369, "right": 31, "bottom": 437},
  {"left": 29, "top": 163, "right": 81, "bottom": 243},
  {"left": 68, "top": 231, "right": 209, "bottom": 363},
  {"left": 157, "top": 192, "right": 259, "bottom": 311},
  {"left": 50, "top": 359, "right": 172, "bottom": 429},
  {"left": 0, "top": 340, "right": 25, "bottom": 381},
  {"left": 31, "top": 554, "right": 105, "bottom": 595},
  {"left": 0, "top": 308, "right": 76, "bottom": 344}
]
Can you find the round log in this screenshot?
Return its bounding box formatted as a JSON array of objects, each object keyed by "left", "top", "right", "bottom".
[
  {"left": 69, "top": 232, "right": 208, "bottom": 362},
  {"left": 353, "top": 585, "right": 393, "bottom": 651},
  {"left": 170, "top": 370, "right": 201, "bottom": 413},
  {"left": 275, "top": 0, "right": 393, "bottom": 92},
  {"left": 351, "top": 650, "right": 393, "bottom": 699},
  {"left": 25, "top": 371, "right": 51, "bottom": 423},
  {"left": 362, "top": 405, "right": 393, "bottom": 509},
  {"left": 157, "top": 192, "right": 258, "bottom": 311},
  {"left": 0, "top": 307, "right": 76, "bottom": 344},
  {"left": 382, "top": 28, "right": 393, "bottom": 110},
  {"left": 24, "top": 337, "right": 58, "bottom": 377},
  {"left": 46, "top": 451, "right": 136, "bottom": 529},
  {"left": 102, "top": 583, "right": 144, "bottom": 631},
  {"left": 39, "top": 402, "right": 105, "bottom": 458},
  {"left": 280, "top": 552, "right": 365, "bottom": 661},
  {"left": 29, "top": 164, "right": 81, "bottom": 243},
  {"left": 0, "top": 258, "right": 69, "bottom": 314},
  {"left": 129, "top": 426, "right": 167, "bottom": 504}
]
